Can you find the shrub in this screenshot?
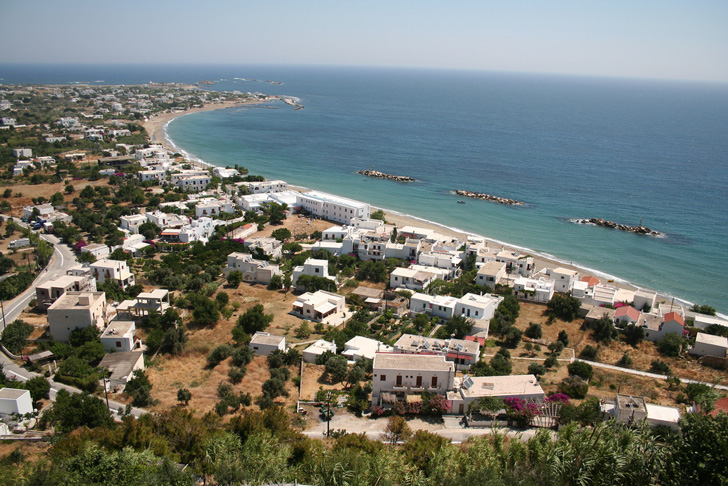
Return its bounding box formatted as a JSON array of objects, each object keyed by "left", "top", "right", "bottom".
[
  {"left": 231, "top": 346, "right": 254, "bottom": 367},
  {"left": 650, "top": 360, "right": 672, "bottom": 374},
  {"left": 544, "top": 355, "right": 559, "bottom": 368},
  {"left": 546, "top": 294, "right": 581, "bottom": 321},
  {"left": 560, "top": 376, "right": 589, "bottom": 399},
  {"left": 580, "top": 345, "right": 598, "bottom": 360},
  {"left": 207, "top": 344, "right": 234, "bottom": 368},
  {"left": 525, "top": 323, "right": 542, "bottom": 339},
  {"left": 557, "top": 330, "right": 570, "bottom": 346},
  {"left": 228, "top": 366, "right": 246, "bottom": 384},
  {"left": 658, "top": 333, "right": 685, "bottom": 357},
  {"left": 528, "top": 363, "right": 547, "bottom": 377},
  {"left": 567, "top": 361, "right": 594, "bottom": 381},
  {"left": 617, "top": 352, "right": 633, "bottom": 368}
]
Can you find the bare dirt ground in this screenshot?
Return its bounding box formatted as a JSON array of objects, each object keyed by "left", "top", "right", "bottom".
[
  {"left": 299, "top": 363, "right": 348, "bottom": 401},
  {"left": 1, "top": 175, "right": 109, "bottom": 219},
  {"left": 506, "top": 302, "right": 728, "bottom": 407},
  {"left": 254, "top": 215, "right": 333, "bottom": 240}
]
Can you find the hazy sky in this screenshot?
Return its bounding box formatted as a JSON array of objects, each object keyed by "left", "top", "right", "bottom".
[{"left": 1, "top": 0, "right": 727, "bottom": 82}]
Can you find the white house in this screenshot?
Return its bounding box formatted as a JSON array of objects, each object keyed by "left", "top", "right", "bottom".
[
  {"left": 35, "top": 274, "right": 97, "bottom": 310},
  {"left": 223, "top": 252, "right": 282, "bottom": 285},
  {"left": 643, "top": 312, "right": 686, "bottom": 342},
  {"left": 100, "top": 320, "right": 139, "bottom": 352},
  {"left": 99, "top": 351, "right": 145, "bottom": 392},
  {"left": 302, "top": 339, "right": 337, "bottom": 363},
  {"left": 614, "top": 305, "right": 641, "bottom": 325},
  {"left": 145, "top": 210, "right": 170, "bottom": 228},
  {"left": 0, "top": 388, "right": 33, "bottom": 416},
  {"left": 454, "top": 293, "right": 503, "bottom": 336},
  {"left": 138, "top": 169, "right": 167, "bottom": 182},
  {"left": 249, "top": 332, "right": 286, "bottom": 356},
  {"left": 237, "top": 179, "right": 288, "bottom": 194},
  {"left": 244, "top": 236, "right": 282, "bottom": 259},
  {"left": 389, "top": 267, "right": 438, "bottom": 292},
  {"left": 496, "top": 250, "right": 535, "bottom": 277},
  {"left": 690, "top": 333, "right": 728, "bottom": 358},
  {"left": 81, "top": 243, "right": 111, "bottom": 259},
  {"left": 296, "top": 191, "right": 370, "bottom": 224},
  {"left": 90, "top": 259, "right": 136, "bottom": 289},
  {"left": 119, "top": 214, "right": 148, "bottom": 234},
  {"left": 47, "top": 291, "right": 107, "bottom": 342},
  {"left": 12, "top": 148, "right": 32, "bottom": 158},
  {"left": 175, "top": 174, "right": 211, "bottom": 192},
  {"left": 394, "top": 333, "right": 480, "bottom": 370},
  {"left": 372, "top": 353, "right": 455, "bottom": 407},
  {"left": 23, "top": 203, "right": 54, "bottom": 220},
  {"left": 417, "top": 251, "right": 462, "bottom": 279},
  {"left": 633, "top": 290, "right": 657, "bottom": 312},
  {"left": 603, "top": 394, "right": 681, "bottom": 430},
  {"left": 342, "top": 336, "right": 393, "bottom": 361},
  {"left": 410, "top": 293, "right": 458, "bottom": 320},
  {"left": 292, "top": 258, "right": 335, "bottom": 290},
  {"left": 513, "top": 277, "right": 555, "bottom": 303},
  {"left": 292, "top": 290, "right": 346, "bottom": 324},
  {"left": 475, "top": 261, "right": 506, "bottom": 288},
  {"left": 549, "top": 267, "right": 580, "bottom": 294},
  {"left": 448, "top": 374, "right": 545, "bottom": 416}
]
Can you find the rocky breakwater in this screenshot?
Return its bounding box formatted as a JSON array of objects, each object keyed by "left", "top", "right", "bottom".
[
  {"left": 573, "top": 218, "right": 663, "bottom": 237},
  {"left": 453, "top": 189, "right": 524, "bottom": 206},
  {"left": 357, "top": 170, "right": 416, "bottom": 182}
]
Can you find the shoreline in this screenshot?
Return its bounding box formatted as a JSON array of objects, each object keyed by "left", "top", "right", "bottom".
[{"left": 157, "top": 106, "right": 704, "bottom": 316}]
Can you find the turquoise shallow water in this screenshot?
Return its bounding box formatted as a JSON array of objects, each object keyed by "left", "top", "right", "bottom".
[
  {"left": 165, "top": 67, "right": 728, "bottom": 313},
  {"left": 1, "top": 63, "right": 725, "bottom": 312}
]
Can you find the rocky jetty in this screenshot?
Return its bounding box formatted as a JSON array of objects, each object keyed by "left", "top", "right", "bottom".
[
  {"left": 452, "top": 189, "right": 524, "bottom": 206},
  {"left": 572, "top": 218, "right": 663, "bottom": 237},
  {"left": 357, "top": 170, "right": 416, "bottom": 182}
]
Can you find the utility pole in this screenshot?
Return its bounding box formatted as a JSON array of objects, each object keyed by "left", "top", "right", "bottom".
[
  {"left": 102, "top": 375, "right": 110, "bottom": 411},
  {"left": 1, "top": 300, "right": 6, "bottom": 330}
]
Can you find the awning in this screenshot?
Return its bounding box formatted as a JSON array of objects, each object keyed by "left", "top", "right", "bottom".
[{"left": 315, "top": 302, "right": 337, "bottom": 314}]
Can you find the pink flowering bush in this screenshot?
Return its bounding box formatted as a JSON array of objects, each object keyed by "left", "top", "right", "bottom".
[{"left": 546, "top": 393, "right": 571, "bottom": 405}]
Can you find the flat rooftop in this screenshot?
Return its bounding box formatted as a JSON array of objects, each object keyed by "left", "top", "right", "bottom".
[
  {"left": 374, "top": 353, "right": 454, "bottom": 372},
  {"left": 101, "top": 320, "right": 135, "bottom": 338},
  {"left": 48, "top": 291, "right": 104, "bottom": 310},
  {"left": 460, "top": 374, "right": 544, "bottom": 399}
]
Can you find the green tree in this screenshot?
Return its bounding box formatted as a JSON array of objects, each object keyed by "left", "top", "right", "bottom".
[
  {"left": 557, "top": 330, "right": 570, "bottom": 346},
  {"left": 665, "top": 413, "right": 728, "bottom": 485},
  {"left": 382, "top": 415, "right": 412, "bottom": 446},
  {"left": 295, "top": 321, "right": 311, "bottom": 339},
  {"left": 177, "top": 388, "right": 192, "bottom": 406},
  {"left": 42, "top": 389, "right": 113, "bottom": 434},
  {"left": 658, "top": 333, "right": 686, "bottom": 357},
  {"left": 325, "top": 355, "right": 349, "bottom": 383},
  {"left": 271, "top": 228, "right": 291, "bottom": 241},
  {"left": 125, "top": 369, "right": 153, "bottom": 407},
  {"left": 189, "top": 294, "right": 220, "bottom": 326},
  {"left": 0, "top": 319, "right": 33, "bottom": 354},
  {"left": 525, "top": 323, "right": 542, "bottom": 339},
  {"left": 236, "top": 304, "right": 273, "bottom": 335},
  {"left": 623, "top": 323, "right": 645, "bottom": 346},
  {"left": 25, "top": 376, "right": 51, "bottom": 403},
  {"left": 547, "top": 294, "right": 581, "bottom": 321},
  {"left": 567, "top": 361, "right": 594, "bottom": 381},
  {"left": 227, "top": 270, "right": 243, "bottom": 288},
  {"left": 207, "top": 344, "right": 234, "bottom": 368}
]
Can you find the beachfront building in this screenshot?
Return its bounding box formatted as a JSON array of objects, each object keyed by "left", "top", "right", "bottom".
[
  {"left": 195, "top": 197, "right": 235, "bottom": 218},
  {"left": 496, "top": 250, "right": 535, "bottom": 277},
  {"left": 100, "top": 320, "right": 140, "bottom": 353},
  {"left": 455, "top": 293, "right": 503, "bottom": 335},
  {"left": 389, "top": 267, "right": 437, "bottom": 291},
  {"left": 291, "top": 290, "right": 346, "bottom": 324},
  {"left": 394, "top": 333, "right": 481, "bottom": 370},
  {"left": 549, "top": 267, "right": 580, "bottom": 294},
  {"left": 448, "top": 374, "right": 545, "bottom": 416},
  {"left": 302, "top": 340, "right": 337, "bottom": 363},
  {"left": 291, "top": 258, "right": 336, "bottom": 290},
  {"left": 249, "top": 332, "right": 286, "bottom": 356},
  {"left": 213, "top": 167, "right": 239, "bottom": 179},
  {"left": 342, "top": 336, "right": 393, "bottom": 362},
  {"left": 138, "top": 169, "right": 167, "bottom": 182},
  {"left": 513, "top": 277, "right": 555, "bottom": 303},
  {"left": 236, "top": 179, "right": 288, "bottom": 194},
  {"left": 475, "top": 261, "right": 507, "bottom": 288},
  {"left": 633, "top": 290, "right": 657, "bottom": 312},
  {"left": 295, "top": 191, "right": 370, "bottom": 224},
  {"left": 90, "top": 259, "right": 136, "bottom": 290},
  {"left": 175, "top": 174, "right": 212, "bottom": 192},
  {"left": 223, "top": 252, "right": 282, "bottom": 285},
  {"left": 614, "top": 305, "right": 641, "bottom": 325},
  {"left": 35, "top": 274, "right": 97, "bottom": 310},
  {"left": 690, "top": 333, "right": 728, "bottom": 358},
  {"left": 47, "top": 291, "right": 107, "bottom": 342},
  {"left": 372, "top": 353, "right": 455, "bottom": 408}
]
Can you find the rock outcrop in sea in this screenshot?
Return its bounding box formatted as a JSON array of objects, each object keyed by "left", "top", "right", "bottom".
[
  {"left": 452, "top": 189, "right": 524, "bottom": 206},
  {"left": 572, "top": 218, "right": 663, "bottom": 237},
  {"left": 357, "top": 170, "right": 415, "bottom": 182}
]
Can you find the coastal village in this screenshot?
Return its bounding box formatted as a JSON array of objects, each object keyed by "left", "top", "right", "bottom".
[{"left": 0, "top": 82, "right": 727, "bottom": 483}]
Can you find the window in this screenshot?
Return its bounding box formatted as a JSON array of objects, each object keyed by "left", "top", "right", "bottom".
[
  {"left": 116, "top": 341, "right": 121, "bottom": 348},
  {"left": 431, "top": 376, "right": 438, "bottom": 387},
  {"left": 380, "top": 374, "right": 386, "bottom": 381},
  {"left": 396, "top": 375, "right": 402, "bottom": 386}
]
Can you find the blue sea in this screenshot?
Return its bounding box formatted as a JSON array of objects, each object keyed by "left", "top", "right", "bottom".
[{"left": 2, "top": 64, "right": 727, "bottom": 313}]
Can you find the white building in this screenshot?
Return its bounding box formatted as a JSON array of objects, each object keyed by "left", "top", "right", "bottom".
[
  {"left": 549, "top": 267, "right": 580, "bottom": 294},
  {"left": 642, "top": 312, "right": 685, "bottom": 342},
  {"left": 394, "top": 333, "right": 480, "bottom": 370},
  {"left": 633, "top": 290, "right": 657, "bottom": 312},
  {"left": 296, "top": 191, "right": 370, "bottom": 224},
  {"left": 174, "top": 174, "right": 212, "bottom": 192},
  {"left": 237, "top": 179, "right": 288, "bottom": 194},
  {"left": 448, "top": 374, "right": 545, "bottom": 416},
  {"left": 513, "top": 277, "right": 555, "bottom": 303},
  {"left": 454, "top": 293, "right": 503, "bottom": 335},
  {"left": 410, "top": 293, "right": 458, "bottom": 320},
  {"left": 81, "top": 243, "right": 111, "bottom": 259},
  {"left": 372, "top": 353, "right": 454, "bottom": 407},
  {"left": 47, "top": 291, "right": 107, "bottom": 342},
  {"left": 0, "top": 388, "right": 33, "bottom": 416},
  {"left": 223, "top": 252, "right": 282, "bottom": 285},
  {"left": 342, "top": 336, "right": 393, "bottom": 361},
  {"left": 249, "top": 332, "right": 286, "bottom": 356},
  {"left": 690, "top": 333, "right": 728, "bottom": 358},
  {"left": 145, "top": 210, "right": 170, "bottom": 228},
  {"left": 119, "top": 214, "right": 148, "bottom": 234},
  {"left": 35, "top": 274, "right": 97, "bottom": 310},
  {"left": 23, "top": 203, "right": 54, "bottom": 220},
  {"left": 100, "top": 320, "right": 139, "bottom": 352},
  {"left": 496, "top": 250, "right": 535, "bottom": 277},
  {"left": 99, "top": 351, "right": 145, "bottom": 392},
  {"left": 12, "top": 148, "right": 32, "bottom": 158},
  {"left": 244, "top": 236, "right": 283, "bottom": 259},
  {"left": 603, "top": 394, "right": 680, "bottom": 430},
  {"left": 389, "top": 267, "right": 438, "bottom": 291},
  {"left": 417, "top": 251, "right": 462, "bottom": 279},
  {"left": 292, "top": 290, "right": 346, "bottom": 324},
  {"left": 292, "top": 258, "right": 335, "bottom": 290},
  {"left": 138, "top": 169, "right": 166, "bottom": 182},
  {"left": 90, "top": 259, "right": 136, "bottom": 289},
  {"left": 475, "top": 261, "right": 507, "bottom": 288},
  {"left": 302, "top": 339, "right": 337, "bottom": 363}
]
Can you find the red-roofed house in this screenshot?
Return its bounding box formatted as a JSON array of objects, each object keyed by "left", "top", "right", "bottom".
[
  {"left": 615, "top": 305, "right": 640, "bottom": 325},
  {"left": 710, "top": 397, "right": 728, "bottom": 417},
  {"left": 644, "top": 311, "right": 686, "bottom": 342},
  {"left": 582, "top": 276, "right": 600, "bottom": 287}
]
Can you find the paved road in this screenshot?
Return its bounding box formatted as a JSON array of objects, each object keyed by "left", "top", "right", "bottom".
[{"left": 0, "top": 227, "right": 149, "bottom": 419}]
